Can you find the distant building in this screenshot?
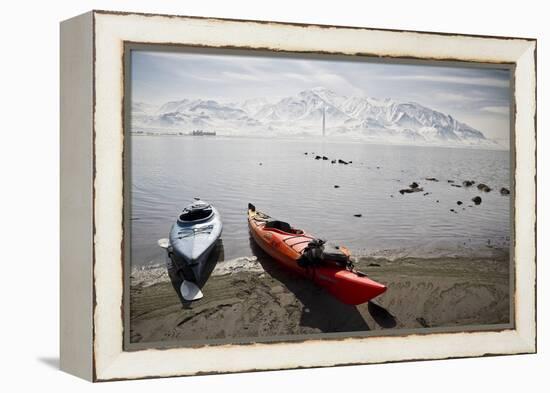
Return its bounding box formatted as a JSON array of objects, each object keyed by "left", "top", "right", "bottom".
[{"left": 191, "top": 129, "right": 216, "bottom": 136}]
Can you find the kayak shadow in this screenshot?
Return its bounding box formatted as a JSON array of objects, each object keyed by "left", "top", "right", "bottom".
[
  {"left": 248, "top": 236, "right": 370, "bottom": 333},
  {"left": 367, "top": 301, "right": 397, "bottom": 328},
  {"left": 196, "top": 238, "right": 225, "bottom": 288},
  {"left": 167, "top": 239, "right": 225, "bottom": 308}
]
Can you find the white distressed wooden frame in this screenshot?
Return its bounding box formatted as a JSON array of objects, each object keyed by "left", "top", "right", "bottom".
[{"left": 60, "top": 10, "right": 536, "bottom": 382}]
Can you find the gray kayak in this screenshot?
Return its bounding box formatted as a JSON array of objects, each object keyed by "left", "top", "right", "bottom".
[{"left": 169, "top": 199, "right": 223, "bottom": 283}]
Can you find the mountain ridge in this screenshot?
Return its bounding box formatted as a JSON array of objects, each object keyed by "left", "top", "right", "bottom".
[{"left": 132, "top": 87, "right": 499, "bottom": 148}]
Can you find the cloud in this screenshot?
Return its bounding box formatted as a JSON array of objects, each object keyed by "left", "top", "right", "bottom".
[
  {"left": 480, "top": 106, "right": 510, "bottom": 115},
  {"left": 434, "top": 92, "right": 483, "bottom": 103},
  {"left": 221, "top": 71, "right": 263, "bottom": 81},
  {"left": 384, "top": 74, "right": 509, "bottom": 88},
  {"left": 280, "top": 72, "right": 311, "bottom": 82}
]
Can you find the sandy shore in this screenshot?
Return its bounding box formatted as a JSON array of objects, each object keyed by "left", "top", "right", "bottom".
[{"left": 130, "top": 249, "right": 510, "bottom": 344}]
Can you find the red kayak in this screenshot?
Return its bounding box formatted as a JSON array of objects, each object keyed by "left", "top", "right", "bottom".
[{"left": 248, "top": 203, "right": 387, "bottom": 305}]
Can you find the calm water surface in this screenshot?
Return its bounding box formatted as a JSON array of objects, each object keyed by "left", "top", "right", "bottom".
[{"left": 130, "top": 136, "right": 510, "bottom": 268}]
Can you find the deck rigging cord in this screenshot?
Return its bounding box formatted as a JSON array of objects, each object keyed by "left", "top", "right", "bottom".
[{"left": 177, "top": 224, "right": 214, "bottom": 239}]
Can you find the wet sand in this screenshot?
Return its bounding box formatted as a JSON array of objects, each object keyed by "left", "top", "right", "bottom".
[{"left": 129, "top": 248, "right": 510, "bottom": 344}]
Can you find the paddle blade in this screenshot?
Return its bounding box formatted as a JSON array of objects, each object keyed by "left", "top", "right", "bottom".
[{"left": 180, "top": 280, "right": 203, "bottom": 301}]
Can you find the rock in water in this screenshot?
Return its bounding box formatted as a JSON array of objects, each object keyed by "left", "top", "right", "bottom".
[
  {"left": 463, "top": 180, "right": 475, "bottom": 187},
  {"left": 425, "top": 177, "right": 439, "bottom": 182},
  {"left": 500, "top": 187, "right": 510, "bottom": 195},
  {"left": 315, "top": 155, "right": 321, "bottom": 160},
  {"left": 457, "top": 201, "right": 463, "bottom": 205},
  {"left": 322, "top": 156, "right": 329, "bottom": 160},
  {"left": 472, "top": 196, "right": 482, "bottom": 205},
  {"left": 353, "top": 214, "right": 362, "bottom": 218},
  {"left": 447, "top": 180, "right": 455, "bottom": 183},
  {"left": 410, "top": 182, "right": 419, "bottom": 189},
  {"left": 477, "top": 183, "right": 492, "bottom": 192},
  {"left": 334, "top": 185, "right": 340, "bottom": 188},
  {"left": 331, "top": 160, "right": 336, "bottom": 164},
  {"left": 399, "top": 187, "right": 424, "bottom": 195}
]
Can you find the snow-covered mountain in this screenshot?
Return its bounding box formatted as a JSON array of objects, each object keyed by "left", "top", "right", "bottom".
[{"left": 132, "top": 87, "right": 497, "bottom": 148}]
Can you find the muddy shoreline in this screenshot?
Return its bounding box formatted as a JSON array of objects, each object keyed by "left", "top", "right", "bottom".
[{"left": 130, "top": 249, "right": 510, "bottom": 344}]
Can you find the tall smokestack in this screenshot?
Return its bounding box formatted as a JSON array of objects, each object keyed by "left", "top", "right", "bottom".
[{"left": 322, "top": 106, "right": 326, "bottom": 137}]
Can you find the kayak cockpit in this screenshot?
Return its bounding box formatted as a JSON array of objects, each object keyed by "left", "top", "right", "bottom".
[
  {"left": 264, "top": 220, "right": 304, "bottom": 235},
  {"left": 178, "top": 201, "right": 214, "bottom": 224}
]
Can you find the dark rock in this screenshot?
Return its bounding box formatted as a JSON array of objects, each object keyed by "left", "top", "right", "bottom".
[
  {"left": 331, "top": 160, "right": 336, "bottom": 164},
  {"left": 447, "top": 180, "right": 455, "bottom": 183},
  {"left": 399, "top": 187, "right": 424, "bottom": 195},
  {"left": 425, "top": 177, "right": 439, "bottom": 182},
  {"left": 436, "top": 200, "right": 439, "bottom": 203},
  {"left": 259, "top": 162, "right": 263, "bottom": 166},
  {"left": 423, "top": 192, "right": 430, "bottom": 196},
  {"left": 334, "top": 185, "right": 340, "bottom": 188},
  {"left": 500, "top": 187, "right": 510, "bottom": 195},
  {"left": 338, "top": 159, "right": 349, "bottom": 165},
  {"left": 477, "top": 183, "right": 492, "bottom": 192},
  {"left": 368, "top": 263, "right": 381, "bottom": 267},
  {"left": 349, "top": 161, "right": 353, "bottom": 164},
  {"left": 322, "top": 156, "right": 329, "bottom": 160},
  {"left": 315, "top": 155, "right": 322, "bottom": 160},
  {"left": 472, "top": 196, "right": 482, "bottom": 205},
  {"left": 450, "top": 209, "right": 456, "bottom": 213},
  {"left": 410, "top": 182, "right": 419, "bottom": 189},
  {"left": 457, "top": 201, "right": 463, "bottom": 205},
  {"left": 451, "top": 184, "right": 462, "bottom": 188},
  {"left": 304, "top": 152, "right": 308, "bottom": 155},
  {"left": 463, "top": 180, "right": 475, "bottom": 187},
  {"left": 353, "top": 214, "right": 362, "bottom": 218}
]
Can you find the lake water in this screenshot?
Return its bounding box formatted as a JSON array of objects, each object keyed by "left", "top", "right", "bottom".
[{"left": 130, "top": 136, "right": 510, "bottom": 268}]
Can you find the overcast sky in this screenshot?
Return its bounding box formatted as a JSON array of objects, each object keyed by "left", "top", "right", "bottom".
[{"left": 131, "top": 50, "right": 511, "bottom": 143}]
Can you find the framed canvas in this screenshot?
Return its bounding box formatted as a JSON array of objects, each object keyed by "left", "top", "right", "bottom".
[{"left": 60, "top": 10, "right": 537, "bottom": 381}]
